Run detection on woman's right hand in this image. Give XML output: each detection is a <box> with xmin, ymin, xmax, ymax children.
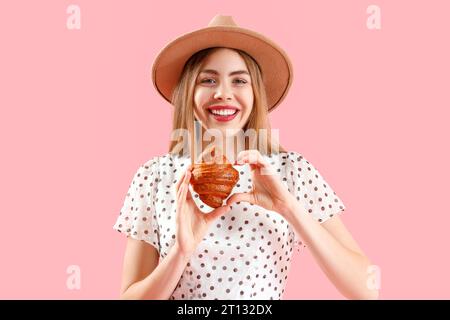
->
<box><xmin>174</xmin><ymin>165</ymin><xmax>231</xmax><ymax>256</ymax></box>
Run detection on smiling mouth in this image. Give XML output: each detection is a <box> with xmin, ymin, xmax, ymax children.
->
<box><xmin>207</xmin><ymin>108</ymin><xmax>240</xmax><ymax>122</ymax></box>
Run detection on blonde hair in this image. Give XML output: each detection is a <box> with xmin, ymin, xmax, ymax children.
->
<box><xmin>168</xmin><ymin>47</ymin><xmax>286</xmax><ymax>157</ymax></box>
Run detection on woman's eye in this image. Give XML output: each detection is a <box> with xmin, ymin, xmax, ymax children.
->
<box><xmin>199</xmin><ymin>78</ymin><xmax>248</xmax><ymax>85</ymax></box>
<box><xmin>201</xmin><ymin>78</ymin><xmax>215</xmax><ymax>84</ymax></box>
<box><xmin>234</xmin><ymin>79</ymin><xmax>247</xmax><ymax>84</ymax></box>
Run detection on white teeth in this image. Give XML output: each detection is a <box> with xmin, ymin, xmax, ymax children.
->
<box><xmin>210</xmin><ymin>109</ymin><xmax>237</xmax><ymax>116</ymax></box>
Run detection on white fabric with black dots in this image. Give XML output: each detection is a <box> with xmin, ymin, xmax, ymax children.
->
<box><xmin>113</xmin><ymin>151</ymin><xmax>346</xmax><ymax>300</ymax></box>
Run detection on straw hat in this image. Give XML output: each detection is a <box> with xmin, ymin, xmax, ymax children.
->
<box><xmin>151</xmin><ymin>14</ymin><xmax>293</xmax><ymax>112</ymax></box>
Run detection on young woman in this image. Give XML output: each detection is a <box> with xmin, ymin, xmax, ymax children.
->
<box><xmin>113</xmin><ymin>15</ymin><xmax>378</xmax><ymax>300</ymax></box>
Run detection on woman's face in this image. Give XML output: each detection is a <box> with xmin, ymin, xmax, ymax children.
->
<box><xmin>194</xmin><ymin>48</ymin><xmax>254</xmax><ymax>137</ymax></box>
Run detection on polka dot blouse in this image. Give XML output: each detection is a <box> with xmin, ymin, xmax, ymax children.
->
<box><xmin>113</xmin><ymin>151</ymin><xmax>346</xmax><ymax>300</ymax></box>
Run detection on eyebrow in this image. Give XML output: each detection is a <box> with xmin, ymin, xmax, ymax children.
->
<box><xmin>199</xmin><ymin>69</ymin><xmax>250</xmax><ymax>76</ymax></box>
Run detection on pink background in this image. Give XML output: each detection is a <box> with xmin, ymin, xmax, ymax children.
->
<box><xmin>1</xmin><ymin>0</ymin><xmax>449</xmax><ymax>299</ymax></box>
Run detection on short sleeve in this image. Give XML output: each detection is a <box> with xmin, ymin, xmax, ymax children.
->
<box><xmin>285</xmin><ymin>152</ymin><xmax>346</xmax><ymax>224</ymax></box>
<box><xmin>113</xmin><ymin>157</ymin><xmax>161</xmax><ymax>253</ymax></box>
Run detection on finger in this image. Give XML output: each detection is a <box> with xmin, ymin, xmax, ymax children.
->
<box><xmin>175</xmin><ymin>171</ymin><xmax>186</xmax><ymax>195</ymax></box>
<box><xmin>234</xmin><ymin>151</ymin><xmax>246</xmax><ymax>165</ymax></box>
<box><xmin>236</xmin><ymin>150</ymin><xmax>252</xmax><ymax>163</ymax></box>
<box><xmin>181</xmin><ymin>166</ymin><xmax>194</xmax><ymax>203</ymax></box>
<box><xmin>186</xmin><ymin>183</ymin><xmax>193</xmax><ymax>200</ymax></box>
<box><xmin>236</xmin><ymin>150</ymin><xmax>264</xmax><ymax>166</ymax></box>
<box><xmin>176</xmin><ymin>170</ymin><xmax>189</xmax><ymax>201</ymax></box>
<box><xmin>238</xmin><ymin>152</ymin><xmax>274</xmax><ymax>175</ymax></box>
<box><xmin>176</xmin><ymin>184</ymin><xmax>189</xmax><ymax>227</ymax></box>
<box><xmin>176</xmin><ymin>167</ymin><xmax>193</xmax><ymax>229</ymax></box>
<box><xmin>226</xmin><ymin>192</ymin><xmax>255</xmax><ymax>206</ymax></box>
<box><xmin>175</xmin><ymin>165</ymin><xmax>192</xmax><ymax>196</ymax></box>
<box><xmin>236</xmin><ymin>155</ymin><xmax>259</xmax><ymax>173</ymax></box>
<box><xmin>178</xmin><ymin>169</ymin><xmax>191</xmax><ymax>201</ymax></box>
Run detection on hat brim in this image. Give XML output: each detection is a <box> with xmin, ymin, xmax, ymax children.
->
<box><xmin>151</xmin><ymin>26</ymin><xmax>293</xmax><ymax>112</ymax></box>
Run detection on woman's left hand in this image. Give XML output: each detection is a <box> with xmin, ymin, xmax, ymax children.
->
<box><xmin>226</xmin><ymin>150</ymin><xmax>295</xmax><ymax>217</ymax></box>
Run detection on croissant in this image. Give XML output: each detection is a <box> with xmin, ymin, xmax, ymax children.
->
<box><xmin>190</xmin><ymin>153</ymin><xmax>239</xmax><ymax>208</ymax></box>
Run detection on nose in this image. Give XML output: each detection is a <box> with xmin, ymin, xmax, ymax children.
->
<box><xmin>213</xmin><ymin>82</ymin><xmax>233</xmax><ymax>101</ymax></box>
